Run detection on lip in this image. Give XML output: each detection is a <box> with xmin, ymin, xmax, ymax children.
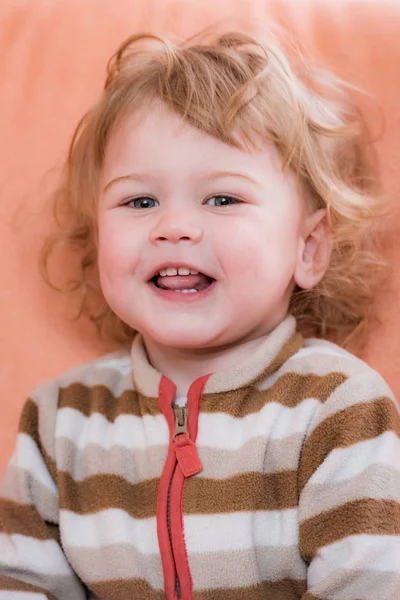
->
<box><xmin>148</xmin><ymin>278</ymin><xmax>216</xmax><ymax>303</ymax></box>
<box><xmin>148</xmin><ymin>261</ymin><xmax>214</xmax><ymax>280</ymax></box>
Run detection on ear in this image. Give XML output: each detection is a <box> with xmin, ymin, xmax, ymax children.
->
<box><xmin>294</xmin><ymin>209</ymin><xmax>332</xmax><ymax>290</ymax></box>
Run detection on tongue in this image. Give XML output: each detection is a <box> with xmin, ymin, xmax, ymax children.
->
<box><xmin>157</xmin><ymin>274</ymin><xmax>211</xmax><ymax>291</ymax></box>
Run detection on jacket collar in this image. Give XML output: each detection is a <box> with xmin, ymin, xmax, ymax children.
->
<box><xmin>130</xmin><ymin>315</ymin><xmax>303</xmax><ymax>399</ymax></box>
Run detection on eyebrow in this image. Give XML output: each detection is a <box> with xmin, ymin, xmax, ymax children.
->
<box><xmin>103</xmin><ymin>173</ymin><xmax>152</xmax><ymax>193</ymax></box>
<box><xmin>205</xmin><ymin>170</ymin><xmax>261</xmax><ymax>187</ymax></box>
<box><xmin>103</xmin><ymin>170</ymin><xmax>261</xmax><ymax>193</ymax></box>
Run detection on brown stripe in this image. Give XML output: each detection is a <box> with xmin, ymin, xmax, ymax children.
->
<box><xmin>19</xmin><ymin>399</ymin><xmax>41</xmax><ymax>444</ymax></box>
<box><xmin>0</xmin><ymin>499</ymin><xmax>59</xmax><ymax>542</ymax></box>
<box><xmin>58</xmin><ymin>472</ymin><xmax>159</xmax><ymax>519</ymax></box>
<box><xmin>19</xmin><ymin>399</ymin><xmax>57</xmax><ymax>482</ymax></box>
<box><xmin>0</xmin><ymin>574</ymin><xmax>57</xmax><ymax>599</ymax></box>
<box><xmin>58</xmin><ymin>383</ymin><xmax>161</xmax><ymax>420</ymax></box>
<box><xmin>260</xmin><ymin>331</ymin><xmax>304</xmax><ymax>379</ymax></box>
<box><xmin>89</xmin><ymin>578</ymin><xmax>165</xmax><ymax>600</ymax></box>
<box><xmin>47</xmin><ymin>521</ymin><xmax>62</xmax><ymax>546</ymax></box>
<box><xmin>57</xmin><ymin>470</ymin><xmax>298</xmax><ymax>517</ymax></box>
<box><xmin>299</xmin><ymin>397</ymin><xmax>400</xmax><ymax>491</ymax></box>
<box><xmin>193</xmin><ymin>579</ymin><xmax>307</xmax><ymax>600</ymax></box>
<box><xmin>184</xmin><ymin>471</ymin><xmax>298</xmax><ymax>514</ymax></box>
<box><xmin>201</xmin><ymin>372</ymin><xmax>346</xmax><ymax>417</ymax></box>
<box><xmin>300</xmin><ymin>498</ymin><xmax>400</xmax><ymax>561</ymax></box>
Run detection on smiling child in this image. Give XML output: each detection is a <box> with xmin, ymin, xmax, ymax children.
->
<box><xmin>1</xmin><ymin>29</ymin><xmax>399</xmax><ymax>600</ymax></box>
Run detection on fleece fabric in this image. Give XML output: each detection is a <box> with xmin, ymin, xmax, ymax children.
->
<box><xmin>0</xmin><ymin>315</ymin><xmax>400</xmax><ymax>599</ymax></box>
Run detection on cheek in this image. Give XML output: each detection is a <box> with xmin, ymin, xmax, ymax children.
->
<box><xmin>97</xmin><ymin>220</ymin><xmax>138</xmax><ymax>289</ymax></box>
<box><xmin>216</xmin><ymin>217</ymin><xmax>300</xmax><ymax>289</ymax></box>
<box><xmin>96</xmin><ymin>229</ymin><xmax>142</xmax><ymax>322</ymax></box>
<box><xmin>97</xmin><ymin>235</ymin><xmax>121</xmax><ymax>278</ymax></box>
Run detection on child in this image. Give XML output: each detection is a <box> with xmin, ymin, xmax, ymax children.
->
<box><xmin>1</xmin><ymin>27</ymin><xmax>399</xmax><ymax>600</ymax></box>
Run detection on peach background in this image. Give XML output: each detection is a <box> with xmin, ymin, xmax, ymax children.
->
<box><xmin>1</xmin><ymin>0</ymin><xmax>400</xmax><ymax>478</ymax></box>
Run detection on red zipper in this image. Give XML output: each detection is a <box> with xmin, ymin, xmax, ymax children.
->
<box><xmin>157</xmin><ymin>375</ymin><xmax>210</xmax><ymax>600</ymax></box>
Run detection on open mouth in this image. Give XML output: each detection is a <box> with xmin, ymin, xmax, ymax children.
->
<box><xmin>150</xmin><ymin>267</ymin><xmax>215</xmax><ymax>294</ymax></box>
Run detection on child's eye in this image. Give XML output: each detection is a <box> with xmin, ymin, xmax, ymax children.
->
<box><xmin>205</xmin><ymin>195</ymin><xmax>241</xmax><ymax>207</ymax></box>
<box><xmin>126</xmin><ymin>197</ymin><xmax>159</xmax><ymax>209</ymax></box>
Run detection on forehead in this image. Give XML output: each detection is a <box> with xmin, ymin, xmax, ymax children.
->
<box><xmin>103</xmin><ymin>102</ymin><xmax>286</xmax><ymax>181</ymax></box>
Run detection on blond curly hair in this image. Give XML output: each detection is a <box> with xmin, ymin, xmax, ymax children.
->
<box><xmin>41</xmin><ymin>27</ymin><xmax>389</xmax><ymax>350</ymax></box>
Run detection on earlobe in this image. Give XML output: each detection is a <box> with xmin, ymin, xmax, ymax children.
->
<box><xmin>294</xmin><ymin>209</ymin><xmax>332</xmax><ymax>290</ymax></box>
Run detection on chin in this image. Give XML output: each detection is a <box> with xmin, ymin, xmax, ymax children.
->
<box><xmin>144</xmin><ymin>325</ymin><xmax>220</xmax><ymax>350</ymax></box>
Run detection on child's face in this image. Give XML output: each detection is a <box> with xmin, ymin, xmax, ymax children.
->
<box><xmin>98</xmin><ymin>103</ymin><xmax>315</xmax><ymax>351</ymax></box>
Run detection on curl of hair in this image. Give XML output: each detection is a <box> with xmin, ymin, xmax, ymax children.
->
<box><xmin>41</xmin><ymin>27</ymin><xmax>390</xmax><ymax>351</ymax></box>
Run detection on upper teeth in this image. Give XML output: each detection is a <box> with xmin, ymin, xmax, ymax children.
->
<box><xmin>158</xmin><ymin>267</ymin><xmax>199</xmax><ymax>277</ymax></box>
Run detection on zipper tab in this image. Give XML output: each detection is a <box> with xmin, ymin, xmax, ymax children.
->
<box><xmin>173</xmin><ymin>406</ymin><xmax>189</xmax><ymax>440</ymax></box>
<box><xmin>174</xmin><ymin>434</ymin><xmax>203</xmax><ymax>477</ymax></box>
<box><xmin>173</xmin><ymin>406</ymin><xmax>203</xmax><ymax>478</ymax></box>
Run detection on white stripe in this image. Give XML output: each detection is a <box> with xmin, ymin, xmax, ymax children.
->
<box><xmin>56</xmin><ymin>399</ymin><xmax>321</xmax><ymax>454</ymax></box>
<box><xmin>184</xmin><ymin>509</ymin><xmax>299</xmax><ymax>553</ymax></box>
<box><xmin>56</xmin><ymin>408</ymin><xmax>169</xmax><ymax>451</ymax></box>
<box><xmin>67</xmin><ymin>351</ymin><xmax>132</xmax><ymax>375</ymax></box>
<box><xmin>90</xmin><ymin>355</ymin><xmax>132</xmax><ymax>375</ymax></box>
<box><xmin>309</xmin><ymin>431</ymin><xmax>400</xmax><ymax>485</ymax></box>
<box><xmin>10</xmin><ymin>434</ymin><xmax>57</xmax><ymax>495</ymax></box>
<box><xmin>60</xmin><ymin>508</ymin><xmax>299</xmax><ymax>555</ymax></box>
<box><xmin>295</xmin><ymin>345</ymin><xmax>350</xmax><ymax>359</ymax></box>
<box><xmin>308</xmin><ymin>534</ymin><xmax>400</xmax><ymax>587</ymax></box>
<box><xmin>40</xmin><ymin>352</ymin><xmax>134</xmax><ymax>393</ymax></box>
<box><xmin>256</xmin><ymin>343</ymin><xmax>359</xmax><ymax>392</ymax></box>
<box><xmin>0</xmin><ymin>594</ymin><xmax>47</xmax><ymax>600</ymax></box>
<box><xmin>0</xmin><ymin>534</ymin><xmax>75</xmax><ymax>577</ymax></box>
<box><xmin>60</xmin><ymin>509</ymin><xmax>159</xmax><ymax>555</ymax></box>
<box><xmin>313</xmin><ymin>370</ymin><xmax>396</xmax><ymax>426</ymax></box>
<box><xmin>197</xmin><ymin>398</ymin><xmax>320</xmax><ymax>449</ymax></box>
<box><xmin>57</xmin><ymin>394</ymin><xmax>396</xmax><ymax>467</ymax></box>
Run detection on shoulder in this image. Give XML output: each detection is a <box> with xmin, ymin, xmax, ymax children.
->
<box><xmin>21</xmin><ymin>350</ymin><xmax>133</xmax><ymax>461</ymax></box>
<box><xmin>294</xmin><ymin>341</ymin><xmax>400</xmax><ymax>495</ymax></box>
<box><xmin>288</xmin><ymin>338</ymin><xmax>399</xmax><ymax>437</ymax></box>
<box><xmin>28</xmin><ymin>348</ymin><xmax>133</xmax><ymax>419</ymax></box>
<box><xmin>291</xmin><ymin>336</ymin><xmax>387</xmax><ymax>378</ymax></box>
<box><xmin>273</xmin><ymin>336</ymin><xmax>398</xmax><ymax>429</ymax></box>
<box><xmin>32</xmin><ymin>349</ymin><xmax>132</xmax><ymax>398</ymax></box>
<box><xmin>288</xmin><ymin>336</ymin><xmax>395</xmax><ymax>399</ymax></box>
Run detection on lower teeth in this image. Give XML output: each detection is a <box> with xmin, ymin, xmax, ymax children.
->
<box><xmin>175</xmin><ymin>288</ymin><xmax>198</xmax><ymax>294</ymax></box>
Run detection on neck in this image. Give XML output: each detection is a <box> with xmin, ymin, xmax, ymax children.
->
<box><xmin>142</xmin><ymin>331</ymin><xmax>274</xmax><ymax>398</ymax></box>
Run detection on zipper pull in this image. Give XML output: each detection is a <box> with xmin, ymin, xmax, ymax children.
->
<box><xmin>173</xmin><ymin>406</ymin><xmax>189</xmax><ymax>439</ymax></box>
<box><xmin>173</xmin><ymin>406</ymin><xmax>203</xmax><ymax>477</ymax></box>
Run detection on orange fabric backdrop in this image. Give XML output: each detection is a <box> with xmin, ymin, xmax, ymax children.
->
<box><xmin>1</xmin><ymin>0</ymin><xmax>400</xmax><ymax>478</ymax></box>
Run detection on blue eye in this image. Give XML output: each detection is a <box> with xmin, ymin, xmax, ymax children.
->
<box><xmin>127</xmin><ymin>197</ymin><xmax>159</xmax><ymax>209</ymax></box>
<box><xmin>205</xmin><ymin>195</ymin><xmax>240</xmax><ymax>207</ymax></box>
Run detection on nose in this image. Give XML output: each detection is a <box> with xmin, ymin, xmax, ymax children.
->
<box><xmin>149</xmin><ymin>213</ymin><xmax>203</xmax><ymax>245</ymax></box>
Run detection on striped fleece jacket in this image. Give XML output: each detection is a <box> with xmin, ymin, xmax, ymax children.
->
<box><xmin>1</xmin><ymin>315</ymin><xmax>400</xmax><ymax>600</ymax></box>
